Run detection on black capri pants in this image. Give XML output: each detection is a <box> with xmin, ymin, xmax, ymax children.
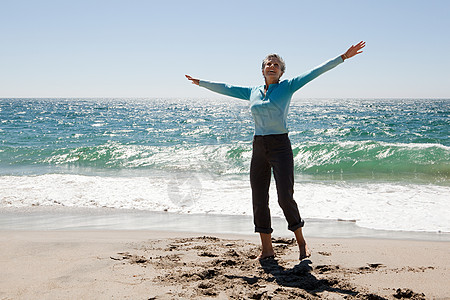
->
<box><xmin>250</xmin><ymin>133</ymin><xmax>304</xmax><ymax>234</ymax></box>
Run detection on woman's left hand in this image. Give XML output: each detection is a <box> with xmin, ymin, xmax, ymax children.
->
<box><xmin>343</xmin><ymin>41</ymin><xmax>366</xmax><ymax>60</ymax></box>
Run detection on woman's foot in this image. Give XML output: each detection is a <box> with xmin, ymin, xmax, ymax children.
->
<box><xmin>294</xmin><ymin>227</ymin><xmax>311</xmax><ymax>260</ymax></box>
<box><xmin>255</xmin><ymin>251</ymin><xmax>275</xmax><ymax>260</ymax></box>
<box><xmin>256</xmin><ymin>232</ymin><xmax>275</xmax><ymax>260</ymax></box>
<box><xmin>299</xmin><ymin>243</ymin><xmax>311</xmax><ymax>260</ymax></box>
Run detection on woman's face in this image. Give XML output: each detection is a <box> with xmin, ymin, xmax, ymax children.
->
<box><xmin>262</xmin><ymin>57</ymin><xmax>284</xmax><ymax>83</ymax></box>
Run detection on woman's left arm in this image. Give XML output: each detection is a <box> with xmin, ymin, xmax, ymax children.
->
<box><xmin>289</xmin><ymin>41</ymin><xmax>366</xmax><ymax>92</ymax></box>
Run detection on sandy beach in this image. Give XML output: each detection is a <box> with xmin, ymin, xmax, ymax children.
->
<box><xmin>1</xmin><ymin>230</ymin><xmax>449</xmax><ymax>299</ymax></box>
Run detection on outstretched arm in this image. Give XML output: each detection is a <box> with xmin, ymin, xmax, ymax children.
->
<box><xmin>341</xmin><ymin>41</ymin><xmax>365</xmax><ymax>61</ymax></box>
<box><xmin>289</xmin><ymin>41</ymin><xmax>366</xmax><ymax>92</ymax></box>
<box><xmin>185</xmin><ymin>74</ymin><xmax>251</xmax><ymax>100</ymax></box>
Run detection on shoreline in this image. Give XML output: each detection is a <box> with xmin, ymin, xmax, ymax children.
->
<box><xmin>1</xmin><ymin>206</ymin><xmax>449</xmax><ymax>242</ymax></box>
<box><xmin>1</xmin><ymin>229</ymin><xmax>449</xmax><ymax>299</ymax></box>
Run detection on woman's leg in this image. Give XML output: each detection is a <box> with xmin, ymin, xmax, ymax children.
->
<box><xmin>250</xmin><ymin>136</ymin><xmax>274</xmax><ymax>259</ymax></box>
<box><xmin>270</xmin><ymin>135</ymin><xmax>304</xmax><ymax>232</ymax></box>
<box><xmin>250</xmin><ymin>137</ymin><xmax>273</xmax><ymax>234</ymax></box>
<box><xmin>270</xmin><ymin>134</ymin><xmax>308</xmax><ymax>260</ymax></box>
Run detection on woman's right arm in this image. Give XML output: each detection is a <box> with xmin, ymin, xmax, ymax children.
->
<box><xmin>185</xmin><ymin>75</ymin><xmax>251</xmax><ymax>101</ymax></box>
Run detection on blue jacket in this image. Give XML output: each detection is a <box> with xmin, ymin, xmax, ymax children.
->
<box><xmin>199</xmin><ymin>56</ymin><xmax>344</xmax><ymax>135</ymax></box>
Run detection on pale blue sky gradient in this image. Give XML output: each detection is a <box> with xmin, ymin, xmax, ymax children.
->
<box><xmin>1</xmin><ymin>0</ymin><xmax>449</xmax><ymax>98</ymax></box>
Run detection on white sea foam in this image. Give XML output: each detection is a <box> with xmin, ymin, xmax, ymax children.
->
<box><xmin>1</xmin><ymin>173</ymin><xmax>449</xmax><ymax>233</ymax></box>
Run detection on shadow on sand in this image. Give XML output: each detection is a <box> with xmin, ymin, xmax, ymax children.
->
<box><xmin>258</xmin><ymin>258</ymin><xmax>357</xmax><ymax>297</ymax></box>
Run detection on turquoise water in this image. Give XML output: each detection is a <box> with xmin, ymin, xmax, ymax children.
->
<box><xmin>1</xmin><ymin>98</ymin><xmax>448</xmax><ymax>182</ymax></box>
<box><xmin>1</xmin><ymin>98</ymin><xmax>449</xmax><ymax>233</ymax></box>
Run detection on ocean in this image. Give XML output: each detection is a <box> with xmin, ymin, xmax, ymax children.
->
<box><xmin>1</xmin><ymin>98</ymin><xmax>449</xmax><ymax>234</ymax></box>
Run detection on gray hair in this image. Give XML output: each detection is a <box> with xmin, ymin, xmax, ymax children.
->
<box><xmin>262</xmin><ymin>53</ymin><xmax>286</xmax><ymax>73</ymax></box>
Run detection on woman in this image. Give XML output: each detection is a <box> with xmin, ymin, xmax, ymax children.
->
<box><xmin>186</xmin><ymin>41</ymin><xmax>365</xmax><ymax>260</ymax></box>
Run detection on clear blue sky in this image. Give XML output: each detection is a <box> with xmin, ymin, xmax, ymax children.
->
<box><xmin>1</xmin><ymin>0</ymin><xmax>449</xmax><ymax>98</ymax></box>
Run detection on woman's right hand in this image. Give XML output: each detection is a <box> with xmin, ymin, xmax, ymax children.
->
<box><xmin>185</xmin><ymin>75</ymin><xmax>200</xmax><ymax>85</ymax></box>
